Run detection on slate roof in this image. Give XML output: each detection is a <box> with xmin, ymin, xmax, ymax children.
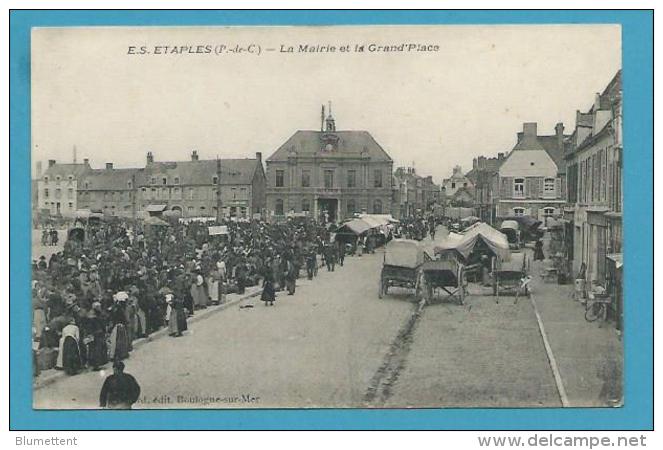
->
<box><xmin>42</xmin><ymin>163</ymin><xmax>92</xmax><ymax>179</ymax></box>
<box><xmin>79</xmin><ymin>168</ymin><xmax>145</xmax><ymax>191</ymax></box>
<box><xmin>267</xmin><ymin>130</ymin><xmax>392</xmax><ymax>162</ymax></box>
<box><xmin>144</xmin><ymin>159</ymin><xmax>262</xmax><ymax>186</ymax></box>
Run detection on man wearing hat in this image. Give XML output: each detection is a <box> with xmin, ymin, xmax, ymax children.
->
<box><xmin>99</xmin><ymin>361</ymin><xmax>141</xmax><ymax>409</ymax></box>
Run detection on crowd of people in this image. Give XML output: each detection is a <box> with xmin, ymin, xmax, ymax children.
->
<box><xmin>32</xmin><ymin>216</ymin><xmax>357</xmax><ymax>377</ymax></box>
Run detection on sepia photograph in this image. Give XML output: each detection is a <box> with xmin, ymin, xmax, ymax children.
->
<box><xmin>29</xmin><ymin>24</ymin><xmax>623</xmax><ymax>410</ymax></box>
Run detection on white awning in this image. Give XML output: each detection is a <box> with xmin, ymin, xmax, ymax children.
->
<box><xmin>146</xmin><ymin>204</ymin><xmax>168</xmax><ymax>212</ymax></box>
<box><xmin>607</xmin><ymin>253</ymin><xmax>623</xmax><ymax>269</ymax></box>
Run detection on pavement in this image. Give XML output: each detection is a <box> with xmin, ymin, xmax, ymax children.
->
<box><xmin>33</xmin><ymin>251</ymin><xmax>414</xmax><ymax>409</ymax></box>
<box><xmin>528</xmin><ymin>256</ymin><xmax>623</xmax><ymax>407</ymax></box>
<box><xmin>32</xmin><ymin>228</ymin><xmax>623</xmax><ymax>409</ymax></box>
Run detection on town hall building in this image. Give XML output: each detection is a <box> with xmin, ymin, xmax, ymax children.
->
<box><xmin>265</xmin><ymin>105</ymin><xmax>394</xmax><ymax>222</ymax></box>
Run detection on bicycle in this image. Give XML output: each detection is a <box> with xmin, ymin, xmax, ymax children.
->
<box><xmin>584</xmin><ymin>292</ymin><xmax>611</xmax><ymax>322</ymax></box>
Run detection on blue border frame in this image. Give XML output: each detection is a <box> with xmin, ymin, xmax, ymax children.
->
<box><xmin>9</xmin><ymin>10</ymin><xmax>653</xmax><ymax>430</ymax></box>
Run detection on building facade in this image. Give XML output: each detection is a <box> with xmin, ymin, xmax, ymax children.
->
<box><xmin>36</xmin><ymin>159</ymin><xmax>92</xmax><ymax>217</ymax></box>
<box><xmin>441</xmin><ymin>165</ymin><xmax>474</xmax><ymax>198</ymax></box>
<box><xmin>565</xmin><ymin>71</ymin><xmax>622</xmax><ymax>285</ymax></box>
<box><xmin>465</xmin><ymin>154</ymin><xmax>505</xmax><ymax>223</ymax></box>
<box><xmin>77</xmin><ymin>164</ymin><xmax>144</xmax><ymax>217</ymax></box>
<box><xmin>137</xmin><ymin>151</ymin><xmax>266</xmax><ymax>219</ymax></box>
<box><xmin>493</xmin><ymin>122</ymin><xmax>569</xmax><ymax>221</ymax></box>
<box><xmin>265</xmin><ymin>107</ymin><xmax>393</xmax><ymax>222</ymax></box>
<box><xmin>393</xmin><ymin>166</ymin><xmax>424</xmax><ymax>218</ymax></box>
<box><xmin>76</xmin><ymin>151</ymin><xmax>266</xmax><ymax>219</ymax></box>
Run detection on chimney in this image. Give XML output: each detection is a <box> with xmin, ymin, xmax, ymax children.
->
<box><xmin>146</xmin><ymin>151</ymin><xmax>154</xmax><ymax>164</ymax></box>
<box><xmin>523</xmin><ymin>122</ymin><xmax>538</xmax><ymax>138</ymax></box>
<box><xmin>594</xmin><ymin>93</ymin><xmax>602</xmax><ymax>111</ymax></box>
<box><xmin>473</xmin><ymin>158</ymin><xmax>478</xmax><ymax>169</ymax></box>
<box><xmin>191</xmin><ymin>150</ymin><xmax>199</xmax><ymax>161</ymax></box>
<box><xmin>83</xmin><ymin>158</ymin><xmax>89</xmax><ymax>166</ymax></box>
<box><xmin>48</xmin><ymin>159</ymin><xmax>56</xmax><ymax>168</ymax></box>
<box><xmin>498</xmin><ymin>152</ymin><xmax>505</xmax><ymax>161</ymax></box>
<box><xmin>105</xmin><ymin>163</ymin><xmax>114</xmax><ymax>170</ymax></box>
<box><xmin>555</xmin><ymin>122</ymin><xmax>565</xmax><ymax>149</ymax></box>
<box><xmin>255</xmin><ymin>152</ymin><xmax>262</xmax><ymax>164</ymax></box>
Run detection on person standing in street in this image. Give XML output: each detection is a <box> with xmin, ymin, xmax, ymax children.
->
<box><xmin>534</xmin><ymin>239</ymin><xmax>545</xmax><ymax>261</ymax></box>
<box><xmin>285</xmin><ymin>257</ymin><xmax>298</xmax><ymax>295</ymax></box>
<box><xmin>99</xmin><ymin>361</ymin><xmax>141</xmax><ymax>409</ymax></box>
<box><xmin>336</xmin><ymin>241</ymin><xmax>345</xmax><ymax>267</ymax></box>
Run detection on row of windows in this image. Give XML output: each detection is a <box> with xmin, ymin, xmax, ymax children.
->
<box><xmin>42</xmin><ymin>188</ymin><xmax>74</xmax><ymax>199</ymax></box>
<box><xmin>43</xmin><ymin>175</ymin><xmax>74</xmax><ymax>183</ymax></box>
<box><xmin>577</xmin><ymin>148</ymin><xmax>616</xmax><ymax>207</ymax></box>
<box><xmin>512</xmin><ymin>207</ymin><xmax>556</xmax><ymax>217</ymax></box>
<box><xmin>139</xmin><ymin>186</ymin><xmax>247</xmax><ymax>201</ymax></box>
<box><xmin>272</xmin><ymin>198</ymin><xmax>383</xmax><ymax>216</ymax></box>
<box><xmin>43</xmin><ymin>201</ymin><xmax>74</xmax><ymax>210</ymax></box>
<box><xmin>275</xmin><ymin>169</ymin><xmax>384</xmax><ymax>188</ymax></box>
<box><xmin>512</xmin><ymin>177</ymin><xmax>556</xmax><ymax>199</ymax></box>
<box><xmin>147</xmin><ymin>176</ymin><xmax>219</xmax><ymax>186</ymax></box>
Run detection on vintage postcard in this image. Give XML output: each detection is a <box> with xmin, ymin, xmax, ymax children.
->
<box><xmin>30</xmin><ymin>24</ymin><xmax>623</xmax><ymax>410</ymax></box>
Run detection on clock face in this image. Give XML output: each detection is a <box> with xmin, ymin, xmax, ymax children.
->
<box><xmin>324</xmin><ymin>143</ymin><xmax>334</xmax><ymax>152</ymax></box>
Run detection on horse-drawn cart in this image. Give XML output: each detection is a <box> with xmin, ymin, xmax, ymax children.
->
<box><xmin>419</xmin><ymin>250</ymin><xmax>466</xmax><ymax>304</ymax></box>
<box><xmin>492</xmin><ymin>251</ymin><xmax>530</xmax><ymax>303</ymax></box>
<box><xmin>378</xmin><ymin>239</ymin><xmax>424</xmax><ymax>299</ymax></box>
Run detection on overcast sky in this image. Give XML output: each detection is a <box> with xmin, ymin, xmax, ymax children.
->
<box><xmin>32</xmin><ymin>25</ymin><xmax>620</xmax><ymax>182</ymax></box>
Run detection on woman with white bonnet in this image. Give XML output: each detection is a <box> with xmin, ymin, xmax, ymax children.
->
<box><xmin>108</xmin><ymin>291</ymin><xmax>130</xmax><ymax>361</ymax></box>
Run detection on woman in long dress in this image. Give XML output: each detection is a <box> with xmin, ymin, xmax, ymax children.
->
<box><xmin>207</xmin><ymin>270</ymin><xmax>220</xmax><ymax>305</ymax></box>
<box><xmin>190</xmin><ymin>273</ymin><xmax>208</xmax><ymax>309</ymax></box>
<box><xmin>108</xmin><ymin>293</ymin><xmax>130</xmax><ymax>361</ymax></box>
<box><xmin>167</xmin><ymin>294</ymin><xmax>187</xmax><ymax>337</ymax></box>
<box><xmin>261</xmin><ymin>268</ymin><xmax>276</xmax><ymax>306</ymax></box>
<box><xmin>534</xmin><ymin>239</ymin><xmax>546</xmax><ymax>261</ymax></box>
<box><xmin>85</xmin><ymin>304</ymin><xmax>108</xmax><ymax>371</ymax></box>
<box><xmin>56</xmin><ymin>319</ymin><xmax>82</xmax><ymax>375</ymax></box>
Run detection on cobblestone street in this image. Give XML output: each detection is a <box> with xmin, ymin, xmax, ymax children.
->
<box><xmin>33</xmin><ymin>233</ymin><xmax>622</xmax><ymax>409</ymax></box>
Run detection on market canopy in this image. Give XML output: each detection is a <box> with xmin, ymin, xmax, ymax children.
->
<box><xmin>435</xmin><ymin>222</ymin><xmax>510</xmax><ymax>262</ymax></box>
<box><xmin>359</xmin><ymin>214</ymin><xmax>399</xmax><ymax>224</ymax></box>
<box><xmin>146</xmin><ymin>204</ymin><xmax>168</xmax><ymax>213</ymax></box>
<box><xmin>384</xmin><ymin>239</ymin><xmax>424</xmax><ymax>269</ymax></box>
<box><xmin>143</xmin><ymin>216</ymin><xmax>170</xmax><ymax>226</ymax></box>
<box><xmin>500</xmin><ymin>220</ymin><xmax>520</xmax><ymax>231</ymax></box>
<box><xmin>337</xmin><ymin>218</ymin><xmax>372</xmax><ymax>235</ymax></box>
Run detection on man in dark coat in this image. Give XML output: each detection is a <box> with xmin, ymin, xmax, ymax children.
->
<box><xmin>99</xmin><ymin>361</ymin><xmax>141</xmax><ymax>409</ymax></box>
<box><xmin>305</xmin><ymin>248</ymin><xmax>316</xmax><ymax>280</ymax></box>
<box><xmin>534</xmin><ymin>239</ymin><xmax>545</xmax><ymax>261</ymax></box>
<box><xmin>336</xmin><ymin>241</ymin><xmax>345</xmax><ymax>267</ymax></box>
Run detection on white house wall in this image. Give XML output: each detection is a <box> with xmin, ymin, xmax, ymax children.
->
<box><xmin>499</xmin><ymin>150</ymin><xmax>558</xmax><ymax>178</ymax></box>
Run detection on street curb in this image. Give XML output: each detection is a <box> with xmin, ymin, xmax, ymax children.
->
<box><xmin>33</xmin><ymin>286</ymin><xmax>262</xmax><ymax>391</ymax></box>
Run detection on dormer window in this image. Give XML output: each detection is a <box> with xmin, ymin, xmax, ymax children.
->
<box><xmin>173</xmin><ymin>176</ymin><xmax>180</xmax><ymax>184</ymax></box>
<box><xmin>151</xmin><ymin>177</ymin><xmax>156</xmax><ymax>185</ymax></box>
<box><xmin>212</xmin><ymin>176</ymin><xmax>218</xmax><ymax>185</ymax></box>
<box><xmin>162</xmin><ymin>177</ymin><xmax>167</xmax><ymax>185</ymax></box>
<box><xmin>44</xmin><ymin>176</ymin><xmax>49</xmax><ymax>183</ymax></box>
<box><xmin>127</xmin><ymin>180</ymin><xmax>133</xmax><ymax>189</ymax></box>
